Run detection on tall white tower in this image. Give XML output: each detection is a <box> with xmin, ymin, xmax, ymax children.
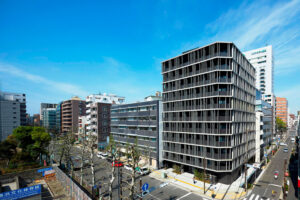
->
<box><xmin>244</xmin><ymin>45</ymin><xmax>273</xmax><ymax>95</ymax></box>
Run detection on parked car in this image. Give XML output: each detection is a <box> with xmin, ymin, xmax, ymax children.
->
<box><xmin>97</xmin><ymin>152</ymin><xmax>102</xmax><ymax>158</ymax></box>
<box><xmin>283</xmin><ymin>147</ymin><xmax>289</xmax><ymax>153</ymax></box>
<box><xmin>124</xmin><ymin>164</ymin><xmax>133</xmax><ymax>171</ymax></box>
<box><xmin>112</xmin><ymin>161</ymin><xmax>123</xmax><ymax>167</ymax></box>
<box><xmin>100</xmin><ymin>153</ymin><xmax>108</xmax><ymax>159</ymax></box>
<box><xmin>137</xmin><ymin>167</ymin><xmax>150</xmax><ymax>175</ymax></box>
<box><xmin>274</xmin><ymin>171</ymin><xmax>279</xmax><ymax>179</ymax></box>
<box><xmin>291</xmin><ymin>137</ymin><xmax>295</xmax><ymax>142</ymax></box>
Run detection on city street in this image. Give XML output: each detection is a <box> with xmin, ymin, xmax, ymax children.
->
<box><xmin>249</xmin><ymin>130</ymin><xmax>294</xmax><ymax>199</ymax></box>
<box><xmin>50</xmin><ymin>143</ymin><xmax>205</xmax><ymax>200</ymax></box>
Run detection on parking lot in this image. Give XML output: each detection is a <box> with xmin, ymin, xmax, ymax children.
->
<box><xmin>52</xmin><ymin>144</ymin><xmax>205</xmax><ymax>199</ymax></box>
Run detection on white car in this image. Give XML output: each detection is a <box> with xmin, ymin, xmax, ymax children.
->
<box><xmin>124</xmin><ymin>164</ymin><xmax>133</xmax><ymax>171</ymax></box>
<box><xmin>291</xmin><ymin>137</ymin><xmax>295</xmax><ymax>142</ymax></box>
<box><xmin>137</xmin><ymin>167</ymin><xmax>150</xmax><ymax>175</ymax></box>
<box><xmin>280</xmin><ymin>142</ymin><xmax>287</xmax><ymax>146</ymax></box>
<box><xmin>97</xmin><ymin>152</ymin><xmax>102</xmax><ymax>158</ymax></box>
<box><xmin>100</xmin><ymin>153</ymin><xmax>108</xmax><ymax>159</ymax></box>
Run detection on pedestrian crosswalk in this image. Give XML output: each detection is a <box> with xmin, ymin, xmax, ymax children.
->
<box><xmin>244</xmin><ymin>193</ymin><xmax>270</xmax><ymax>200</ymax></box>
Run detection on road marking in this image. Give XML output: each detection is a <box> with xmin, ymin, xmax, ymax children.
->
<box><xmin>176</xmin><ymin>192</ymin><xmax>191</xmax><ymax>200</ymax></box>
<box><xmin>268</xmin><ymin>183</ymin><xmax>281</xmax><ymax>188</ymax></box>
<box><xmin>248</xmin><ymin>194</ymin><xmax>255</xmax><ymax>200</ymax></box>
<box><xmin>254</xmin><ymin>195</ymin><xmax>260</xmax><ymax>200</ymax></box>
<box><xmin>148</xmin><ymin>193</ymin><xmax>161</xmax><ymax>200</ymax></box>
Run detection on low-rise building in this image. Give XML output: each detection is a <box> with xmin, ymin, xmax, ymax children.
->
<box><xmin>110</xmin><ymin>96</ymin><xmax>162</xmax><ymax>169</ymax></box>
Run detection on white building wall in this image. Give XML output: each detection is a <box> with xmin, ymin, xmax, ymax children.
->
<box><xmin>255</xmin><ymin>112</ymin><xmax>263</xmax><ymax>163</ymax></box>
<box><xmin>244</xmin><ymin>45</ymin><xmax>273</xmax><ymax>95</ymax></box>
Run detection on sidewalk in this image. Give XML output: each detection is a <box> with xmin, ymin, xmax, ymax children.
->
<box><xmin>149</xmin><ymin>168</ymin><xmax>250</xmax><ymax>200</ymax></box>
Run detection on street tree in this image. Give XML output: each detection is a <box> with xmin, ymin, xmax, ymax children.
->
<box><xmin>59</xmin><ymin>133</ymin><xmax>75</xmax><ymax>175</ymax></box>
<box><xmin>86</xmin><ymin>132</ymin><xmax>98</xmax><ymax>195</ymax></box>
<box><xmin>80</xmin><ymin>129</ymin><xmax>87</xmax><ymax>185</ymax></box>
<box><xmin>105</xmin><ymin>135</ymin><xmax>121</xmax><ymax>200</ymax></box>
<box><xmin>276</xmin><ymin>117</ymin><xmax>287</xmax><ymax>134</ymax></box>
<box><xmin>123</xmin><ymin>138</ymin><xmax>141</xmax><ymax>199</ymax></box>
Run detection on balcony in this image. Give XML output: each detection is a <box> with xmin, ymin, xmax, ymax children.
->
<box><xmin>111</xmin><ymin>110</ymin><xmax>157</xmax><ymax>117</ymax></box>
<box><xmin>111</xmin><ymin>120</ymin><xmax>157</xmax><ymax>126</ymax></box>
<box><xmin>111</xmin><ymin>128</ymin><xmax>156</xmax><ymax>137</ymax></box>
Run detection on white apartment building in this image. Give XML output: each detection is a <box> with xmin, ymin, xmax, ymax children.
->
<box><xmin>244</xmin><ymin>45</ymin><xmax>274</xmax><ymax>95</ymax></box>
<box><xmin>85</xmin><ymin>93</ymin><xmax>125</xmax><ymax>149</ymax></box>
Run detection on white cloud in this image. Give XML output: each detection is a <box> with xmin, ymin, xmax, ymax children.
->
<box><xmin>0</xmin><ymin>63</ymin><xmax>88</xmax><ymax>97</ymax></box>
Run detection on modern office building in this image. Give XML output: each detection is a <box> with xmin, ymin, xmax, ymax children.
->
<box><xmin>56</xmin><ymin>102</ymin><xmax>62</xmax><ymax>133</ymax></box>
<box><xmin>276</xmin><ymin>97</ymin><xmax>288</xmax><ymax>124</ymax></box>
<box><xmin>61</xmin><ymin>97</ymin><xmax>86</xmax><ymax>133</ymax></box>
<box><xmin>0</xmin><ymin>92</ymin><xmax>26</xmax><ymax>126</ymax></box>
<box><xmin>42</xmin><ymin>108</ymin><xmax>57</xmax><ymax>131</ymax></box>
<box><xmin>243</xmin><ymin>45</ymin><xmax>273</xmax><ymax>95</ymax></box>
<box><xmin>85</xmin><ymin>93</ymin><xmax>125</xmax><ymax>149</ymax></box>
<box><xmin>0</xmin><ymin>100</ymin><xmax>20</xmax><ymax>141</ymax></box>
<box><xmin>255</xmin><ymin>90</ymin><xmax>272</xmax><ymax>163</ymax></box>
<box><xmin>161</xmin><ymin>42</ymin><xmax>256</xmax><ymax>183</ymax></box>
<box><xmin>40</xmin><ymin>103</ymin><xmax>57</xmax><ymax>121</ymax></box>
<box><xmin>111</xmin><ymin>96</ymin><xmax>163</xmax><ymax>168</ymax></box>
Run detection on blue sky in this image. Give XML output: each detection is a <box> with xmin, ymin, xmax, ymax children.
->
<box><xmin>0</xmin><ymin>0</ymin><xmax>300</xmax><ymax>114</ymax></box>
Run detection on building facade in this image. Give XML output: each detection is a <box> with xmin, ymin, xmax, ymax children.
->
<box><xmin>42</xmin><ymin>108</ymin><xmax>57</xmax><ymax>131</ymax></box>
<box><xmin>161</xmin><ymin>42</ymin><xmax>256</xmax><ymax>183</ymax></box>
<box><xmin>111</xmin><ymin>99</ymin><xmax>163</xmax><ymax>168</ymax></box>
<box><xmin>61</xmin><ymin>97</ymin><xmax>86</xmax><ymax>133</ymax></box>
<box><xmin>0</xmin><ymin>100</ymin><xmax>20</xmax><ymax>141</ymax></box>
<box><xmin>56</xmin><ymin>102</ymin><xmax>62</xmax><ymax>133</ymax></box>
<box><xmin>85</xmin><ymin>94</ymin><xmax>125</xmax><ymax>148</ymax></box>
<box><xmin>255</xmin><ymin>90</ymin><xmax>272</xmax><ymax>163</ymax></box>
<box><xmin>0</xmin><ymin>92</ymin><xmax>26</xmax><ymax>126</ymax></box>
<box><xmin>40</xmin><ymin>103</ymin><xmax>57</xmax><ymax>122</ymax></box>
<box><xmin>276</xmin><ymin>97</ymin><xmax>288</xmax><ymax>124</ymax></box>
<box><xmin>243</xmin><ymin>45</ymin><xmax>273</xmax><ymax>95</ymax></box>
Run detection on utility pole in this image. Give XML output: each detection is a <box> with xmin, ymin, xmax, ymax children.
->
<box><xmin>244</xmin><ymin>129</ymin><xmax>249</xmax><ymax>193</ymax></box>
<box><xmin>120</xmin><ymin>167</ymin><xmax>122</xmax><ymax>200</ymax></box>
<box><xmin>204</xmin><ymin>156</ymin><xmax>206</xmax><ymax>194</ymax></box>
<box><xmin>139</xmin><ymin>177</ymin><xmax>142</xmax><ymax>200</ymax></box>
<box><xmin>283</xmin><ymin>159</ymin><xmax>287</xmax><ymax>200</ymax></box>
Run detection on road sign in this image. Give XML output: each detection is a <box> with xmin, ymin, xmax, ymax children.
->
<box><xmin>0</xmin><ymin>184</ymin><xmax>41</xmax><ymax>200</ymax></box>
<box><xmin>142</xmin><ymin>183</ymin><xmax>149</xmax><ymax>191</ymax></box>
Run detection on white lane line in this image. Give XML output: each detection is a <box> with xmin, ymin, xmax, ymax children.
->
<box><xmin>268</xmin><ymin>183</ymin><xmax>281</xmax><ymax>187</ymax></box>
<box><xmin>148</xmin><ymin>193</ymin><xmax>161</xmax><ymax>200</ymax></box>
<box><xmin>176</xmin><ymin>192</ymin><xmax>192</xmax><ymax>200</ymax></box>
<box><xmin>248</xmin><ymin>194</ymin><xmax>255</xmax><ymax>200</ymax></box>
<box><xmin>254</xmin><ymin>195</ymin><xmax>260</xmax><ymax>200</ymax></box>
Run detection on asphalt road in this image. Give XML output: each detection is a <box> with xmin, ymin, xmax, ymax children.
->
<box><xmin>250</xmin><ymin>130</ymin><xmax>294</xmax><ymax>200</ymax></box>
<box><xmin>50</xmin><ymin>143</ymin><xmax>205</xmax><ymax>200</ymax></box>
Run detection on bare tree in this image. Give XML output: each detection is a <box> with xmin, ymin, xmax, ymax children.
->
<box><xmin>60</xmin><ymin>133</ymin><xmax>75</xmax><ymax>176</ymax></box>
<box><xmin>86</xmin><ymin>132</ymin><xmax>98</xmax><ymax>193</ymax></box>
<box><xmin>80</xmin><ymin>129</ymin><xmax>87</xmax><ymax>185</ymax></box>
<box><xmin>122</xmin><ymin>138</ymin><xmax>141</xmax><ymax>199</ymax></box>
<box><xmin>105</xmin><ymin>135</ymin><xmax>120</xmax><ymax>200</ymax></box>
